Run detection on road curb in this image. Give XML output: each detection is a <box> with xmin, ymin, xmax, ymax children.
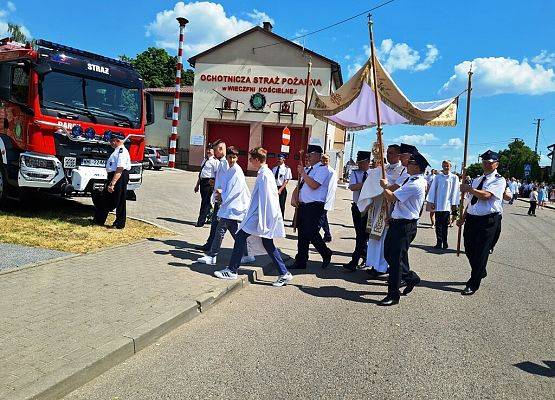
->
<box><xmin>14</xmin><ymin>276</ymin><xmax>249</xmax><ymax>400</ymax></box>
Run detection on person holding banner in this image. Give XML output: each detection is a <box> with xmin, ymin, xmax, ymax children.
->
<box><xmin>377</xmin><ymin>151</ymin><xmax>429</xmax><ymax>306</ymax></box>
<box><xmin>457</xmin><ymin>150</ymin><xmax>506</xmax><ymax>295</ymax></box>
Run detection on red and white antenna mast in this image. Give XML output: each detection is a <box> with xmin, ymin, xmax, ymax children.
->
<box><xmin>168</xmin><ymin>17</ymin><xmax>189</xmax><ymax>168</ymax></box>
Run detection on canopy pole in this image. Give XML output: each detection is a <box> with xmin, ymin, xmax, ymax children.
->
<box><xmin>456</xmin><ymin>67</ymin><xmax>473</xmax><ymax>257</ymax></box>
<box><xmin>292</xmin><ymin>58</ymin><xmax>312</xmax><ymax>231</ymax></box>
<box><xmin>368</xmin><ymin>14</ymin><xmax>386</xmax><ymax>178</ymax></box>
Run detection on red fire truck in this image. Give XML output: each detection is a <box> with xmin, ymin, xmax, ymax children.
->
<box><xmin>0</xmin><ymin>38</ymin><xmax>154</xmax><ymax>207</ymax></box>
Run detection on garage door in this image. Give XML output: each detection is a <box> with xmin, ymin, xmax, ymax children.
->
<box><xmin>262</xmin><ymin>126</ymin><xmax>308</xmax><ymax>179</ymax></box>
<box><xmin>207</xmin><ymin>122</ymin><xmax>250</xmax><ymax>172</ymax></box>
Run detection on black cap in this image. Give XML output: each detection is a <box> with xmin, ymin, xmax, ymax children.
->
<box><xmin>356</xmin><ymin>151</ymin><xmax>371</xmax><ymax>162</ymax></box>
<box><xmin>110</xmin><ymin>131</ymin><xmax>125</xmax><ymax>141</ymax></box>
<box><xmin>277</xmin><ymin>153</ymin><xmax>287</xmax><ymax>159</ymax></box>
<box><xmin>480</xmin><ymin>150</ymin><xmax>499</xmax><ymax>162</ymax></box>
<box><xmin>410</xmin><ymin>151</ymin><xmax>430</xmax><ymax>171</ymax></box>
<box><xmin>307</xmin><ymin>144</ymin><xmax>323</xmax><ymax>154</ymax></box>
<box><xmin>400</xmin><ymin>143</ymin><xmax>417</xmax><ymax>155</ymax></box>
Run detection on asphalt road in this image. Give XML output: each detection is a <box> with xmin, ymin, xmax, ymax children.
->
<box><xmin>64</xmin><ymin>196</ymin><xmax>555</xmax><ymax>400</ymax></box>
<box><xmin>0</xmin><ymin>243</ymin><xmax>71</xmax><ymax>272</ymax></box>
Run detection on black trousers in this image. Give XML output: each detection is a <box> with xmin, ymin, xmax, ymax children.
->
<box><xmin>384</xmin><ymin>219</ymin><xmax>420</xmax><ymax>299</ymax></box>
<box><xmin>205</xmin><ymin>202</ymin><xmax>221</xmax><ymax>248</ymax></box>
<box><xmin>319</xmin><ymin>211</ymin><xmax>331</xmax><ymax>238</ymax></box>
<box><xmin>295</xmin><ymin>202</ymin><xmax>330</xmax><ymax>266</ymax></box>
<box><xmin>350</xmin><ymin>203</ymin><xmax>369</xmax><ymax>264</ymax></box>
<box><xmin>463</xmin><ymin>213</ymin><xmax>501</xmax><ymax>290</ymax></box>
<box><xmin>197</xmin><ymin>178</ymin><xmax>214</xmax><ymax>225</ymax></box>
<box><xmin>93</xmin><ymin>170</ymin><xmax>129</xmax><ymax>229</ymax></box>
<box><xmin>278</xmin><ymin>186</ymin><xmax>287</xmax><ymax>218</ymax></box>
<box><xmin>434</xmin><ymin>211</ymin><xmax>450</xmax><ymax>245</ymax></box>
<box><xmin>528</xmin><ymin>201</ymin><xmax>537</xmax><ymax>215</ymax></box>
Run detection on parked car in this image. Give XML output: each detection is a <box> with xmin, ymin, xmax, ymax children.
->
<box><xmin>143</xmin><ymin>147</ymin><xmax>169</xmax><ymax>170</ymax></box>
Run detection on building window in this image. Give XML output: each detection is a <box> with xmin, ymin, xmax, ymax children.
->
<box><xmin>165</xmin><ymin>101</ymin><xmax>191</xmax><ymax>120</ymax></box>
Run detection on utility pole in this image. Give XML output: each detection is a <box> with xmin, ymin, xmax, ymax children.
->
<box><xmin>349</xmin><ymin>131</ymin><xmax>356</xmax><ymax>162</ymax></box>
<box><xmin>534</xmin><ymin>118</ymin><xmax>543</xmax><ymax>155</ymax></box>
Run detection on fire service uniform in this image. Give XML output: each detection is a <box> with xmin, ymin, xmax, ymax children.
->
<box><xmin>93</xmin><ymin>134</ymin><xmax>131</xmax><ymax>229</ymax></box>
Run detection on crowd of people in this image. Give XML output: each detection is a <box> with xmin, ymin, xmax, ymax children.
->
<box><xmin>189</xmin><ymin>138</ymin><xmax>547</xmax><ymax>306</ymax></box>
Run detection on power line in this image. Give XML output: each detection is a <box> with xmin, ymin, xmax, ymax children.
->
<box><xmin>252</xmin><ymin>0</ymin><xmax>396</xmax><ymax>52</ymax></box>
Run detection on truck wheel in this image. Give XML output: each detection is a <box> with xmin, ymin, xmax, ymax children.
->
<box><xmin>146</xmin><ymin>160</ymin><xmax>153</xmax><ymax>170</ymax></box>
<box><xmin>0</xmin><ymin>164</ymin><xmax>9</xmax><ymax>209</ymax></box>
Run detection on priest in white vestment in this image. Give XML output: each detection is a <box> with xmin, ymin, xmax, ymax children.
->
<box><xmin>214</xmin><ymin>147</ymin><xmax>293</xmax><ymax>287</ymax></box>
<box><xmin>426</xmin><ymin>160</ymin><xmax>459</xmax><ymax>249</ymax></box>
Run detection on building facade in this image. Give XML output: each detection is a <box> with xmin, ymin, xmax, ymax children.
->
<box><xmin>144</xmin><ymin>87</ymin><xmax>193</xmax><ymax>169</ymax></box>
<box><xmin>187</xmin><ymin>23</ymin><xmax>345</xmax><ymax>176</ymax></box>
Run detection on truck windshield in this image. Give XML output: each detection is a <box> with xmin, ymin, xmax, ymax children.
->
<box><xmin>40</xmin><ymin>71</ymin><xmax>141</xmax><ymax>124</ymax></box>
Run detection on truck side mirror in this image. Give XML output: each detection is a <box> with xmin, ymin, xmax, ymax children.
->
<box><xmin>145</xmin><ymin>91</ymin><xmax>155</xmax><ymax>126</ymax></box>
<box><xmin>34</xmin><ymin>62</ymin><xmax>52</xmax><ymax>76</ymax></box>
<box><xmin>0</xmin><ymin>64</ymin><xmax>12</xmax><ymax>101</ymax></box>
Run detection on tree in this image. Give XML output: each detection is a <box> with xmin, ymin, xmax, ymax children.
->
<box><xmin>8</xmin><ymin>23</ymin><xmax>29</xmax><ymax>43</ymax></box>
<box><xmin>121</xmin><ymin>47</ymin><xmax>194</xmax><ymax>88</ymax></box>
<box><xmin>498</xmin><ymin>139</ymin><xmax>540</xmax><ymax>180</ymax></box>
<box><xmin>465</xmin><ymin>163</ymin><xmax>483</xmax><ymax>178</ymax></box>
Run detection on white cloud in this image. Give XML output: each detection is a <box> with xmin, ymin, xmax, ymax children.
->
<box><xmin>531</xmin><ymin>50</ymin><xmax>555</xmax><ymax>67</ymax></box>
<box><xmin>440</xmin><ymin>57</ymin><xmax>555</xmax><ymax>97</ymax></box>
<box><xmin>246</xmin><ymin>9</ymin><xmax>274</xmax><ymax>26</ymax></box>
<box><xmin>347</xmin><ymin>39</ymin><xmax>439</xmax><ymax>77</ymax></box>
<box><xmin>0</xmin><ymin>2</ymin><xmax>31</xmax><ymax>40</ymax></box>
<box><xmin>146</xmin><ymin>2</ymin><xmax>273</xmax><ymax>55</ymax></box>
<box><xmin>392</xmin><ymin>133</ymin><xmax>438</xmax><ymax>145</ymax></box>
<box><xmin>540</xmin><ymin>153</ymin><xmax>551</xmax><ymax>166</ymax></box>
<box><xmin>442</xmin><ymin>137</ymin><xmax>463</xmax><ymax>149</ymax></box>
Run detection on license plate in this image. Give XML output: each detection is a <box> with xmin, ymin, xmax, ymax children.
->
<box><xmin>64</xmin><ymin>157</ymin><xmax>76</xmax><ymax>168</ymax></box>
<box><xmin>81</xmin><ymin>159</ymin><xmax>106</xmax><ymax>167</ymax></box>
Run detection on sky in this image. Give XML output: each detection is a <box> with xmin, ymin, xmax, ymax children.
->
<box><xmin>3</xmin><ymin>0</ymin><xmax>554</xmax><ymax>171</ymax></box>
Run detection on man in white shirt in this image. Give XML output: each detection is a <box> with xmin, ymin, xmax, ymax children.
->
<box><xmin>427</xmin><ymin>160</ymin><xmax>459</xmax><ymax>249</ymax></box>
<box><xmin>457</xmin><ymin>150</ymin><xmax>506</xmax><ymax>295</ymax></box>
<box><xmin>271</xmin><ymin>153</ymin><xmax>292</xmax><ymax>218</ymax></box>
<box><xmin>291</xmin><ymin>145</ymin><xmax>333</xmax><ymax>269</ymax></box>
<box><xmin>318</xmin><ymin>153</ymin><xmax>337</xmax><ymax>242</ymax></box>
<box><xmin>196</xmin><ymin>140</ymin><xmax>228</xmax><ymax>251</ymax></box>
<box><xmin>507</xmin><ymin>177</ymin><xmax>518</xmax><ymax>205</ymax></box>
<box><xmin>93</xmin><ymin>131</ymin><xmax>131</xmax><ymax>229</ymax></box>
<box><xmin>378</xmin><ymin>150</ymin><xmax>429</xmax><ymax>306</ymax></box>
<box><xmin>343</xmin><ymin>151</ymin><xmax>371</xmax><ymax>271</ymax></box>
<box><xmin>194</xmin><ymin>147</ymin><xmax>219</xmax><ymax>227</ymax></box>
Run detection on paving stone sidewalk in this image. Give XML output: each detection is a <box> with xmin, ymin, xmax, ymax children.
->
<box><xmin>0</xmin><ymin>234</ymin><xmax>246</xmax><ymax>399</ymax></box>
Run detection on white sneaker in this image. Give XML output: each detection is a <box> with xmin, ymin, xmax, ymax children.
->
<box><xmin>240</xmin><ymin>255</ymin><xmax>256</xmax><ymax>264</ymax></box>
<box><xmin>197</xmin><ymin>255</ymin><xmax>217</xmax><ymax>265</ymax></box>
<box><xmin>272</xmin><ymin>272</ymin><xmax>293</xmax><ymax>287</ymax></box>
<box><xmin>214</xmin><ymin>268</ymin><xmax>238</xmax><ymax>280</ymax></box>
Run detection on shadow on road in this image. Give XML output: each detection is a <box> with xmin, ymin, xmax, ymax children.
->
<box><xmin>157</xmin><ymin>216</ymin><xmax>198</xmax><ymax>227</ymax></box>
<box><xmin>411</xmin><ymin>243</ymin><xmax>463</xmax><ymax>255</ymax></box>
<box><xmin>514</xmin><ymin>360</ymin><xmax>555</xmax><ymax>377</ymax></box>
<box><xmin>295</xmin><ymin>284</ymin><xmax>385</xmax><ymax>304</ymax></box>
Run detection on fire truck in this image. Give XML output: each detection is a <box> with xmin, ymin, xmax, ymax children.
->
<box><xmin>0</xmin><ymin>38</ymin><xmax>154</xmax><ymax>207</ymax></box>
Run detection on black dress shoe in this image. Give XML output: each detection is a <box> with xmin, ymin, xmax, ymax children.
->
<box><xmin>195</xmin><ymin>222</ymin><xmax>204</xmax><ymax>227</ymax></box>
<box><xmin>433</xmin><ymin>243</ymin><xmax>442</xmax><ymax>249</ymax></box>
<box><xmin>321</xmin><ymin>250</ymin><xmax>332</xmax><ymax>269</ymax></box>
<box><xmin>481</xmin><ymin>270</ymin><xmax>488</xmax><ymax>279</ymax></box>
<box><xmin>461</xmin><ymin>287</ymin><xmax>476</xmax><ymax>295</ymax></box>
<box><xmin>195</xmin><ymin>244</ymin><xmax>210</xmax><ymax>251</ymax></box>
<box><xmin>289</xmin><ymin>262</ymin><xmax>306</xmax><ymax>269</ymax></box>
<box><xmin>402</xmin><ymin>277</ymin><xmax>421</xmax><ymax>296</ymax></box>
<box><xmin>366</xmin><ymin>269</ymin><xmax>385</xmax><ymax>279</ymax></box>
<box><xmin>399</xmin><ymin>279</ymin><xmax>407</xmax><ymax>288</ymax></box>
<box><xmin>442</xmin><ymin>243</ymin><xmax>448</xmax><ymax>249</ymax></box>
<box><xmin>343</xmin><ymin>261</ymin><xmax>357</xmax><ymax>272</ymax></box>
<box><xmin>377</xmin><ymin>296</ymin><xmax>399</xmax><ymax>306</ymax></box>
<box><xmin>323</xmin><ymin>235</ymin><xmax>332</xmax><ymax>243</ymax></box>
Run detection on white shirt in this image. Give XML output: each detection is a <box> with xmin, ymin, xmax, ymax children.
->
<box><xmin>199</xmin><ymin>156</ymin><xmax>218</xmax><ymax>179</ymax></box>
<box><xmin>299</xmin><ymin>162</ymin><xmax>333</xmax><ymax>203</ymax></box>
<box><xmin>106</xmin><ymin>145</ymin><xmax>131</xmax><ymax>172</ymax></box>
<box><xmin>426</xmin><ymin>172</ymin><xmax>460</xmax><ymax>212</ymax></box>
<box><xmin>324</xmin><ymin>166</ymin><xmax>337</xmax><ymax>211</ymax></box>
<box><xmin>386</xmin><ymin>162</ymin><xmax>405</xmax><ymax>184</ymax></box>
<box><xmin>349</xmin><ymin>168</ymin><xmax>368</xmax><ymax>202</ymax></box>
<box><xmin>271</xmin><ymin>164</ymin><xmax>292</xmax><ymax>186</ymax></box>
<box><xmin>395</xmin><ymin>169</ymin><xmax>411</xmax><ymax>187</ymax></box>
<box><xmin>391</xmin><ymin>174</ymin><xmax>427</xmax><ymax>220</ymax></box>
<box><xmin>529</xmin><ymin>190</ymin><xmax>538</xmax><ymax>201</ymax></box>
<box><xmin>466</xmin><ymin>170</ymin><xmax>506</xmax><ymax>216</ymax></box>
<box><xmin>508</xmin><ymin>180</ymin><xmax>518</xmax><ymax>194</ymax></box>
